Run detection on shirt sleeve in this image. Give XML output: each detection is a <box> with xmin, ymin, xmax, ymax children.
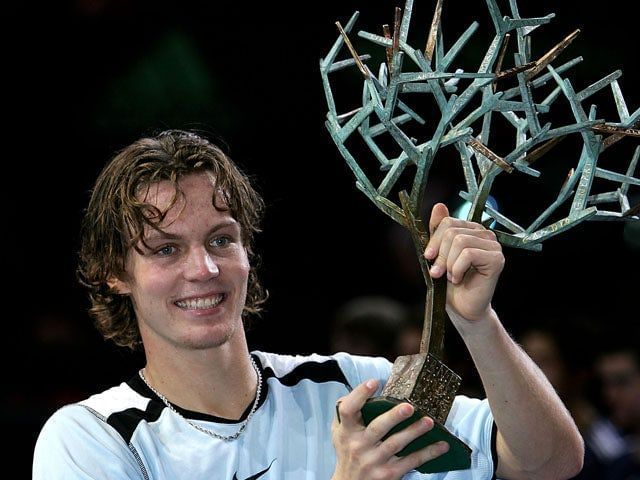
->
<box><xmin>33</xmin><ymin>405</ymin><xmax>146</xmax><ymax>480</ymax></box>
<box><xmin>403</xmin><ymin>396</ymin><xmax>495</xmax><ymax>480</ymax></box>
<box><xmin>331</xmin><ymin>352</ymin><xmax>393</xmax><ymax>394</ymax></box>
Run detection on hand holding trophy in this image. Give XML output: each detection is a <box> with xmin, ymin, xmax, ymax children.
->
<box><xmin>321</xmin><ymin>0</ymin><xmax>639</xmax><ymax>473</ymax></box>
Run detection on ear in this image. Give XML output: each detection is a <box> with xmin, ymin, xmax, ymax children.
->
<box><xmin>107</xmin><ymin>275</ymin><xmax>131</xmax><ymax>295</ymax></box>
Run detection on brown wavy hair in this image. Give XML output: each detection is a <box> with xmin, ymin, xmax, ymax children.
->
<box><xmin>77</xmin><ymin>130</ymin><xmax>267</xmax><ymax>349</ymax></box>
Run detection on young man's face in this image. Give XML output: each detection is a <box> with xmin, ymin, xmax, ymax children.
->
<box><xmin>112</xmin><ymin>171</ymin><xmax>250</xmax><ymax>353</ymax></box>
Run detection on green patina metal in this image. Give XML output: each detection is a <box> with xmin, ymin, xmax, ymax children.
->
<box><xmin>321</xmin><ymin>2</ymin><xmax>639</xmax><ymax>249</ymax></box>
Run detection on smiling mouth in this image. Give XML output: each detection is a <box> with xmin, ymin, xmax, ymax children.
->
<box><xmin>175</xmin><ymin>294</ymin><xmax>225</xmax><ymax>310</ymax></box>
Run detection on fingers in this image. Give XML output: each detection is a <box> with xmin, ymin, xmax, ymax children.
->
<box><xmin>442</xmin><ymin>231</ymin><xmax>501</xmax><ymax>283</ymax></box>
<box><xmin>425</xmin><ymin>222</ymin><xmax>491</xmax><ymax>278</ymax></box>
<box><xmin>332</xmin><ymin>391</ymin><xmax>451</xmax><ymax>479</ymax></box>
<box><xmin>450</xmin><ymin>248</ymin><xmax>505</xmax><ymax>285</ymax></box>
<box><xmin>365</xmin><ymin>403</ymin><xmax>422</xmax><ymax>444</ymax></box>
<box><xmin>424</xmin><ymin>202</ymin><xmax>503</xmax><ymax>280</ymax></box>
<box><xmin>372</xmin><ymin>415</ymin><xmax>449</xmax><ymax>478</ymax></box>
<box><xmin>428</xmin><ymin>202</ymin><xmax>450</xmax><ymax>236</ymax></box>
<box><xmin>391</xmin><ymin>440</ymin><xmax>450</xmax><ymax>473</ymax></box>
<box><xmin>334</xmin><ymin>379</ymin><xmax>379</xmax><ymax>429</ymax></box>
<box><xmin>423</xmin><ymin>205</ymin><xmax>505</xmax><ymax>322</ymax></box>
<box><xmin>371</xmin><ymin>411</ymin><xmax>433</xmax><ymax>456</ymax></box>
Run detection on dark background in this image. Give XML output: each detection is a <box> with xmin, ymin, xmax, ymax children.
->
<box><xmin>6</xmin><ymin>0</ymin><xmax>639</xmax><ymax>474</ymax></box>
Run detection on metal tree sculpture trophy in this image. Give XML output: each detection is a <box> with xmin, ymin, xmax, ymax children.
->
<box><xmin>320</xmin><ymin>0</ymin><xmax>639</xmax><ymax>473</ymax></box>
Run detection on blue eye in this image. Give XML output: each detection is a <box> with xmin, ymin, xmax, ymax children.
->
<box><xmin>156</xmin><ymin>245</ymin><xmax>176</xmax><ymax>256</ymax></box>
<box><xmin>210</xmin><ymin>236</ymin><xmax>231</xmax><ymax>248</ymax></box>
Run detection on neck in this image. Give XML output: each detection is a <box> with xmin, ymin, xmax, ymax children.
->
<box><xmin>142</xmin><ymin>339</ymin><xmax>258</xmax><ymax>420</ymax></box>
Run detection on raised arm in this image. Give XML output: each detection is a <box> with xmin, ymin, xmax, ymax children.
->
<box><xmin>424</xmin><ymin>203</ymin><xmax>584</xmax><ymax>479</ymax></box>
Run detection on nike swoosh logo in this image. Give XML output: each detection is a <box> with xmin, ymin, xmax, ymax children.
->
<box><xmin>232</xmin><ymin>459</ymin><xmax>275</xmax><ymax>480</ymax></box>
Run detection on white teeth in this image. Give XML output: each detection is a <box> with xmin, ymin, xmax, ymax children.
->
<box><xmin>176</xmin><ymin>294</ymin><xmax>224</xmax><ymax>310</ymax></box>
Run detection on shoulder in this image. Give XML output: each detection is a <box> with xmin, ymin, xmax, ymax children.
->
<box><xmin>35</xmin><ymin>403</ymin><xmax>117</xmax><ymax>445</ymax></box>
<box><xmin>252</xmin><ymin>351</ymin><xmax>392</xmax><ymax>389</ymax></box>
<box><xmin>33</xmin><ymin>381</ymin><xmax>158</xmax><ymax>479</ymax></box>
<box><xmin>33</xmin><ymin>403</ymin><xmax>145</xmax><ymax>479</ymax></box>
<box><xmin>36</xmin><ymin>381</ymin><xmax>148</xmax><ymax>437</ymax></box>
<box><xmin>79</xmin><ymin>380</ymin><xmax>151</xmax><ymax>418</ymax></box>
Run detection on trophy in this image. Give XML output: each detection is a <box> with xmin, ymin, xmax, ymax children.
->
<box><xmin>320</xmin><ymin>0</ymin><xmax>639</xmax><ymax>473</ymax></box>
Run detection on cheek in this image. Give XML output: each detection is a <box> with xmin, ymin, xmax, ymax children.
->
<box><xmin>237</xmin><ymin>249</ymin><xmax>251</xmax><ymax>278</ymax></box>
<box><xmin>237</xmin><ymin>260</ymin><xmax>251</xmax><ymax>288</ymax></box>
<box><xmin>233</xmin><ymin>260</ymin><xmax>251</xmax><ymax>300</ymax></box>
<box><xmin>131</xmin><ymin>265</ymin><xmax>177</xmax><ymax>299</ymax></box>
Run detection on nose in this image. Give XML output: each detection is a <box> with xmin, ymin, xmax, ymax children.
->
<box><xmin>183</xmin><ymin>247</ymin><xmax>219</xmax><ymax>281</ymax></box>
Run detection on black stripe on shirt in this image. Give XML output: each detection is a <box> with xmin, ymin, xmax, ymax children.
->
<box><xmin>262</xmin><ymin>358</ymin><xmax>350</xmax><ymax>388</ymax></box>
<box><xmin>491</xmin><ymin>421</ymin><xmax>498</xmax><ymax>479</ymax></box>
<box><xmin>106</xmin><ymin>393</ymin><xmax>164</xmax><ymax>444</ymax></box>
<box><xmin>121</xmin><ymin>356</ymin><xmax>349</xmax><ymax>429</ymax></box>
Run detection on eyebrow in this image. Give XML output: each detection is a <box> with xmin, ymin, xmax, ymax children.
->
<box><xmin>143</xmin><ymin>220</ymin><xmax>240</xmax><ymax>242</ymax></box>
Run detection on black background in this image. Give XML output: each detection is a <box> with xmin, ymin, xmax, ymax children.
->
<box><xmin>6</xmin><ymin>0</ymin><xmax>639</xmax><ymax>474</ymax></box>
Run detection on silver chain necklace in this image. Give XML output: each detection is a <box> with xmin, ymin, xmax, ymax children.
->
<box><xmin>138</xmin><ymin>356</ymin><xmax>262</xmax><ymax>441</ymax></box>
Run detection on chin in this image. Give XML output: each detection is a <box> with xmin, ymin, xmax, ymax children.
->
<box><xmin>183</xmin><ymin>324</ymin><xmax>238</xmax><ymax>350</ymax></box>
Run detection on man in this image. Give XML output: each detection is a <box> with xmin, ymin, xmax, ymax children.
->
<box><xmin>517</xmin><ymin>322</ymin><xmax>631</xmax><ymax>479</ymax></box>
<box><xmin>329</xmin><ymin>295</ymin><xmax>409</xmax><ymax>361</ymax></box>
<box><xmin>33</xmin><ymin>129</ymin><xmax>584</xmax><ymax>479</ymax></box>
<box><xmin>591</xmin><ymin>343</ymin><xmax>640</xmax><ymax>476</ymax></box>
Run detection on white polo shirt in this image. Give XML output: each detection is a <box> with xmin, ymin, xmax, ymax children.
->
<box><xmin>33</xmin><ymin>351</ymin><xmax>497</xmax><ymax>479</ymax></box>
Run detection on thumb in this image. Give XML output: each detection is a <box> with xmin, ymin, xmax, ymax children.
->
<box><xmin>429</xmin><ymin>203</ymin><xmax>450</xmax><ymax>235</ymax></box>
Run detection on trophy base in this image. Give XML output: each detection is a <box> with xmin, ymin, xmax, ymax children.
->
<box><xmin>361</xmin><ymin>396</ymin><xmax>472</xmax><ymax>473</ymax></box>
